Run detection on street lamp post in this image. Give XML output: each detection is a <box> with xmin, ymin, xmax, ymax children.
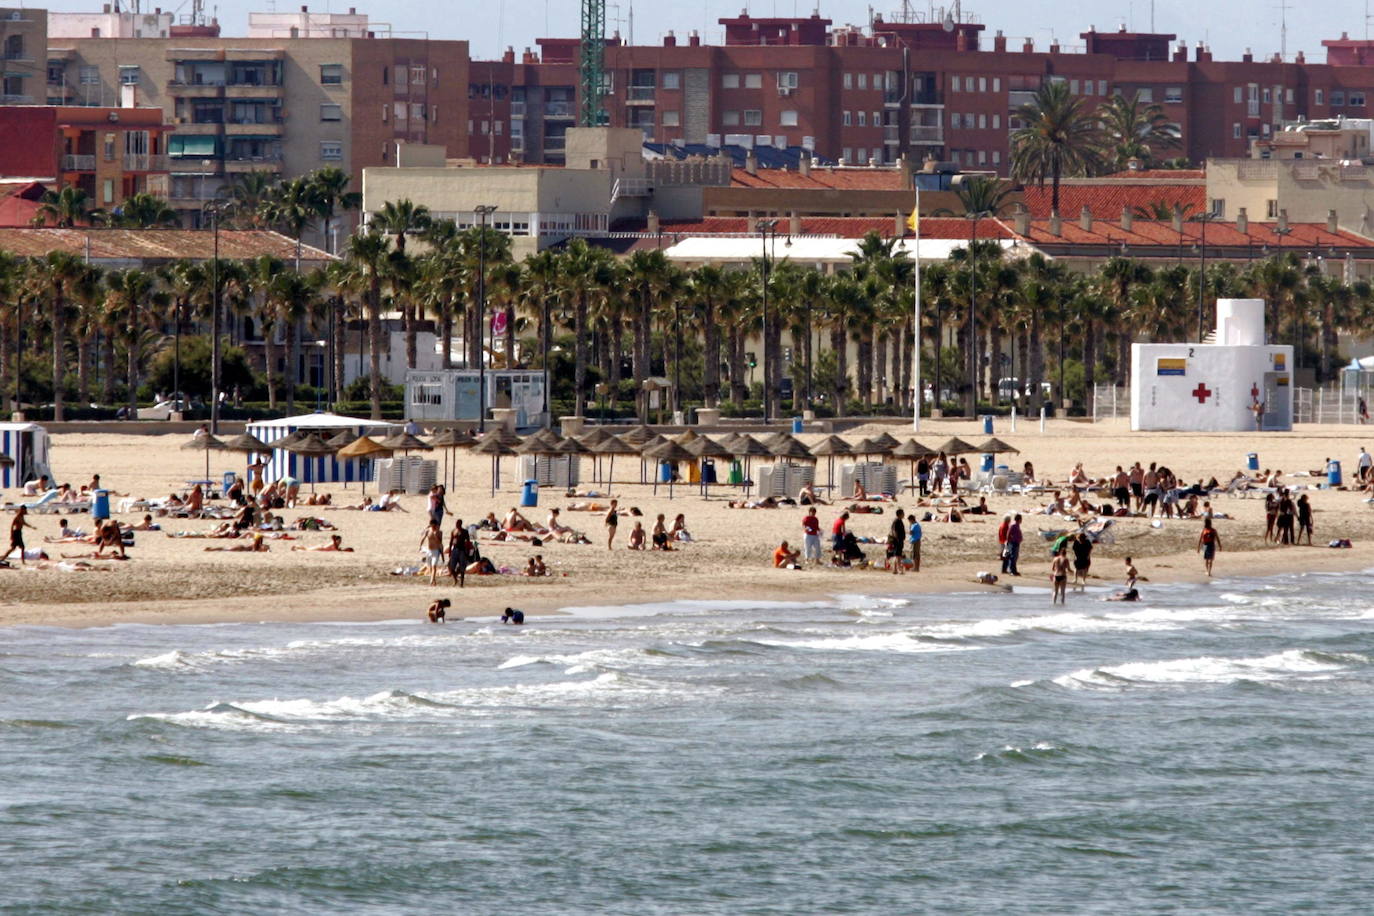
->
<box><xmin>758</xmin><ymin>218</ymin><xmax>778</xmax><ymax>423</ymax></box>
<box><xmin>204</xmin><ymin>198</ymin><xmax>230</xmax><ymax>434</ymax></box>
<box><xmin>474</xmin><ymin>204</ymin><xmax>497</xmax><ymax>432</ymax></box>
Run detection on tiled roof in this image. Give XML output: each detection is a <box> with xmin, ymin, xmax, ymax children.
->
<box><xmin>1020</xmin><ymin>184</ymin><xmax>1205</xmax><ymax>219</ymax></box>
<box><xmin>644</xmin><ymin>216</ymin><xmax>1014</xmax><ymax>239</ymax></box>
<box><xmin>1098</xmin><ymin>169</ymin><xmax>1206</xmax><ymax>180</ymax></box>
<box><xmin>729</xmin><ymin>167</ymin><xmax>908</xmax><ymax>190</ymax></box>
<box><xmin>1020</xmin><ymin>219</ymin><xmax>1374</xmax><ymax>249</ymax></box>
<box><xmin>0</xmin><ymin>228</ymin><xmax>335</xmax><ymax>261</ymax></box>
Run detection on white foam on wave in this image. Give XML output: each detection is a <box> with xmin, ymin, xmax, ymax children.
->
<box><xmin>753</xmin><ymin>630</ymin><xmax>981</xmax><ymax>654</ymax></box>
<box><xmin>495</xmin><ymin>645</ymin><xmax>687</xmax><ymax>674</ymax></box>
<box><xmin>973</xmin><ymin>741</ymin><xmax>1062</xmax><ymax>761</ymax></box>
<box><xmin>1050</xmin><ymin>648</ymin><xmax>1369</xmax><ymax>690</ymax></box>
<box><xmin>128</xmin><ymin>632</ymin><xmax>472</xmax><ymax>672</ymax></box>
<box><xmin>917</xmin><ymin>604</ymin><xmax>1247</xmax><ymax>642</ymax></box>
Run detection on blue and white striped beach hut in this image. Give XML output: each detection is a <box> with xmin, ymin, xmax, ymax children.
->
<box><xmin>245</xmin><ymin>413</ymin><xmax>402</xmax><ymax>484</ymax></box>
<box><xmin>0</xmin><ymin>422</ymin><xmax>52</xmax><ymax>490</ymax></box>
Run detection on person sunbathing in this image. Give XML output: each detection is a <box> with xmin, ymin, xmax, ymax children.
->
<box><xmin>798</xmin><ymin>483</ymin><xmax>829</xmax><ymax>506</ymax></box>
<box><xmin>376</xmin><ymin>492</ymin><xmax>406</xmax><ymax>511</ymax></box>
<box><xmin>565</xmin><ymin>501</ymin><xmax>609</xmax><ymax>511</ymax></box>
<box><xmin>546</xmin><ymin>507</ymin><xmax>571</xmax><ymax>535</ymax></box>
<box><xmin>291</xmin><ymin>535</ymin><xmax>353</xmax><ymax>552</ymax></box>
<box><xmin>627</xmin><ymin>521</ymin><xmax>647</xmax><ymax>549</ymax></box>
<box><xmin>292</xmin><ymin>516</ymin><xmax>337</xmax><ymax>531</ymax></box>
<box><xmin>305</xmin><ymin>493</ymin><xmax>332</xmax><ymax>506</ymax></box>
<box><xmin>670</xmin><ymin>513</ymin><xmax>692</xmax><ymax>542</ymax></box>
<box><xmin>1068</xmin><ymin>463</ymin><xmax>1091</xmax><ymax>487</ymax></box>
<box><xmin>129</xmin><ymin>514</ymin><xmax>160</xmax><ymax>531</ymax></box>
<box><xmin>503</xmin><ymin>507</ymin><xmax>535</xmax><ymax>532</ymax></box>
<box><xmin>729</xmin><ymin>496</ymin><xmax>780</xmax><ymax>509</ymax></box>
<box><xmin>205</xmin><ymin>534</ymin><xmax>270</xmax><ymax>552</ymax></box>
<box><xmin>185</xmin><ymin>484</ymin><xmax>205</xmax><ymax>515</ymax></box>
<box><xmin>651</xmin><ymin>514</ymin><xmax>673</xmax><ymax>550</ymax></box>
<box><xmin>852</xmin><ymin>480</ymin><xmax>870</xmax><ymax>500</ymax></box>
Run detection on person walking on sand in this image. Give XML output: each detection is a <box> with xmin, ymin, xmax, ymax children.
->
<box><xmin>1004</xmin><ymin>514</ymin><xmax>1023</xmax><ymax>576</ymax></box>
<box><xmin>1197</xmin><ymin>518</ymin><xmax>1222</xmax><ymax>577</ymax></box>
<box><xmin>5</xmin><ymin>506</ymin><xmax>35</xmax><ymax>565</ymax></box>
<box><xmin>1359</xmin><ymin>446</ymin><xmax>1372</xmax><ymax>484</ymax></box>
<box><xmin>419</xmin><ymin>520</ymin><xmax>445</xmax><ymax>586</ymax></box>
<box><xmin>604</xmin><ymin>498</ymin><xmax>619</xmax><ymax>550</ymax></box>
<box><xmin>886</xmin><ymin>508</ymin><xmax>906</xmax><ymax>575</ymax></box>
<box><xmin>1050</xmin><ymin>547</ymin><xmax>1070</xmax><ymax>604</ymax></box>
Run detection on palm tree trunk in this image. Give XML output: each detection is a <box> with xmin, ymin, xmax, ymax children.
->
<box><xmin>51</xmin><ymin>296</ymin><xmax>65</xmax><ymax>422</ymax></box>
<box><xmin>573</xmin><ymin>295</ymin><xmax>588</xmax><ymax>416</ymax></box>
<box><xmin>102</xmin><ymin>333</ymin><xmax>116</xmax><ymax>404</ymax></box>
<box><xmin>633</xmin><ymin>292</ymin><xmax>650</xmax><ymax>421</ymax></box>
<box><xmin>77</xmin><ymin>332</ymin><xmax>93</xmax><ymax>402</ymax></box>
<box><xmin>125</xmin><ymin>335</ymin><xmax>138</xmax><ymax>413</ymax></box>
<box><xmin>263</xmin><ymin>325</ymin><xmax>279</xmax><ymax>409</ymax></box>
<box><xmin>875</xmin><ymin>331</ymin><xmax>889</xmax><ymax>406</ymax></box>
<box><xmin>503</xmin><ymin>304</ymin><xmax>515</xmax><ymax>366</ymax></box>
<box><xmin>285</xmin><ymin>321</ymin><xmax>297</xmax><ymax>411</ymax></box>
<box><xmin>368</xmin><ymin>282</ymin><xmax>383</xmax><ymax>419</ymax></box>
<box><xmin>440</xmin><ymin>310</ymin><xmax>454</xmax><ymax>370</ymax></box>
<box><xmin>986</xmin><ymin>317</ymin><xmax>1002</xmax><ymax>405</ymax></box>
<box><xmin>333</xmin><ymin>298</ymin><xmax>347</xmax><ymax>402</ymax></box>
<box><xmin>610</xmin><ymin>318</ymin><xmax>625</xmax><ymax>409</ymax></box>
<box><xmin>1030</xmin><ymin>308</ymin><xmax>1044</xmax><ymax>409</ymax></box>
<box><xmin>729</xmin><ymin>325</ymin><xmax>746</xmax><ymax>406</ymax></box>
<box><xmin>703</xmin><ymin>299</ymin><xmax>720</xmax><ymax>407</ymax></box>
<box><xmin>831</xmin><ymin>321</ymin><xmax>848</xmax><ymax>416</ymax></box>
<box><xmin>403</xmin><ymin>302</ymin><xmax>417</xmax><ymax>370</ymax></box>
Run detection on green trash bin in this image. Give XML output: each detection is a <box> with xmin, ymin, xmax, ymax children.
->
<box><xmin>727</xmin><ymin>460</ymin><xmax>744</xmax><ymax>486</ymax></box>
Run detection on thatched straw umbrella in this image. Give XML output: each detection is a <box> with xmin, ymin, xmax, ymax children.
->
<box><xmin>221</xmin><ymin>432</ymin><xmax>271</xmax><ymax>491</ymax></box>
<box><xmin>578</xmin><ymin>425</ymin><xmax>612</xmax><ymax>448</ymax></box>
<box><xmin>337</xmin><ymin>435</ymin><xmax>392</xmax><ymax>494</ymax></box>
<box><xmin>683</xmin><ymin>435</ymin><xmax>733</xmax><ymax>498</ymax></box>
<box><xmin>471</xmin><ymin>434</ymin><xmax>517</xmax><ymax>497</ymax></box>
<box><xmin>892</xmin><ymin>439</ymin><xmax>936</xmax><ymax>490</ymax></box>
<box><xmin>180</xmin><ymin>433</ymin><xmax>226</xmax><ymax>484</ymax></box>
<box><xmin>809</xmin><ymin>435</ymin><xmax>854</xmax><ymax>492</ymax></box>
<box><xmin>281</xmin><ymin>433</ymin><xmax>338</xmax><ymax>493</ymax></box>
<box><xmin>589</xmin><ymin>434</ymin><xmax>637</xmax><ymax>495</ymax></box>
<box><xmin>619</xmin><ymin>424</ymin><xmax>656</xmax><ymax>448</ymax></box>
<box><xmin>378</xmin><ymin>431</ymin><xmax>434</xmax><ymax>455</ymax></box>
<box><xmin>870</xmin><ymin>431</ymin><xmax>901</xmax><ymax>451</ymax></box>
<box><xmin>935</xmin><ymin>436</ymin><xmax>979</xmax><ymax>456</ymax></box>
<box><xmin>730</xmin><ymin>435</ymin><xmax>773</xmax><ymax>487</ymax></box>
<box><xmin>853</xmin><ymin>437</ymin><xmax>893</xmax><ymax>460</ymax></box>
<box><xmin>644</xmin><ymin>438</ymin><xmax>695</xmax><ymax>499</ymax></box>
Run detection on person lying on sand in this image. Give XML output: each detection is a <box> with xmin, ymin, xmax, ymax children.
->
<box><xmin>204</xmin><ymin>534</ymin><xmax>270</xmax><ymax>552</ymax></box>
<box><xmin>129</xmin><ymin>514</ymin><xmax>160</xmax><ymax>531</ymax></box>
<box><xmin>728</xmin><ymin>497</ymin><xmax>780</xmax><ymax>509</ymax></box>
<box><xmin>565</xmin><ymin>501</ymin><xmax>609</xmax><ymax>511</ymax></box>
<box><xmin>290</xmin><ymin>535</ymin><xmax>353</xmax><ymax>552</ymax></box>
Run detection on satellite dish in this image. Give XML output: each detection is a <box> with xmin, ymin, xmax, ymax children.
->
<box><xmin>942</xmin><ymin>12</ymin><xmax>955</xmax><ymax>31</ymax></box>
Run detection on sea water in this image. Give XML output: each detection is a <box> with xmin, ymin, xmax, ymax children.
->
<box><xmin>5</xmin><ymin>571</ymin><xmax>1374</xmax><ymax>913</ymax></box>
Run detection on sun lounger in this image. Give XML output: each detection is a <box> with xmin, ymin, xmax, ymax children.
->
<box><xmin>21</xmin><ymin>489</ymin><xmax>61</xmax><ymax>512</ymax></box>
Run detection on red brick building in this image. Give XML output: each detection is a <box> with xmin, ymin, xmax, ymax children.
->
<box><xmin>472</xmin><ymin>12</ymin><xmax>1374</xmax><ymax>176</ymax></box>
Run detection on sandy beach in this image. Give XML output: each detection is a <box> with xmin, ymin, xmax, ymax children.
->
<box><xmin>3</xmin><ymin>417</ymin><xmax>1373</xmax><ymax>628</ymax></box>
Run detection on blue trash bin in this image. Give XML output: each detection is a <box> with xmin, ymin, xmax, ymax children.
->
<box><xmin>659</xmin><ymin>460</ymin><xmax>673</xmax><ymax>483</ymax></box>
<box><xmin>702</xmin><ymin>459</ymin><xmax>718</xmax><ymax>485</ymax></box>
<box><xmin>1246</xmin><ymin>452</ymin><xmax>1259</xmax><ymax>472</ymax></box>
<box><xmin>1329</xmin><ymin>460</ymin><xmax>1343</xmax><ymax>487</ymax></box>
<box><xmin>981</xmin><ymin>414</ymin><xmax>994</xmax><ymax>434</ymax></box>
<box><xmin>222</xmin><ymin>470</ymin><xmax>237</xmax><ymax>495</ymax></box>
<box><xmin>92</xmin><ymin>488</ymin><xmax>110</xmax><ymax>520</ymax></box>
<box><xmin>520</xmin><ymin>479</ymin><xmax>538</xmax><ymax>507</ymax></box>
<box><xmin>981</xmin><ymin>453</ymin><xmax>994</xmax><ymax>472</ymax></box>
<box><xmin>791</xmin><ymin>417</ymin><xmax>803</xmax><ymax>434</ymax></box>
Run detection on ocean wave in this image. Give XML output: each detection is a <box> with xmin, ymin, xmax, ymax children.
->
<box><xmin>1049</xmin><ymin>649</ymin><xmax>1369</xmax><ymax>691</ymax></box>
<box><xmin>752</xmin><ymin>631</ymin><xmax>982</xmax><ymax>654</ymax></box>
<box><xmin>129</xmin><ymin>701</ymin><xmax>295</xmax><ymax>733</ymax></box>
<box><xmin>128</xmin><ymin>633</ymin><xmax>471</xmax><ymax>672</ymax></box>
<box><xmin>496</xmin><ymin>646</ymin><xmax>693</xmax><ymax>674</ymax></box>
<box><xmin>973</xmin><ymin>742</ymin><xmax>1066</xmax><ymax>762</ymax></box>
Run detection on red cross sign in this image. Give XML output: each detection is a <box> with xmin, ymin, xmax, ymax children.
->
<box><xmin>1191</xmin><ymin>383</ymin><xmax>1212</xmax><ymax>404</ymax></box>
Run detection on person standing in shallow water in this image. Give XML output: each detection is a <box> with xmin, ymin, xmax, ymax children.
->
<box><xmin>1197</xmin><ymin>518</ymin><xmax>1222</xmax><ymax>576</ymax></box>
<box><xmin>1050</xmin><ymin>547</ymin><xmax>1070</xmax><ymax>604</ymax></box>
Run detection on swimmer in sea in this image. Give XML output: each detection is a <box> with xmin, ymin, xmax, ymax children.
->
<box><xmin>501</xmin><ymin>607</ymin><xmax>525</xmax><ymax>625</ymax></box>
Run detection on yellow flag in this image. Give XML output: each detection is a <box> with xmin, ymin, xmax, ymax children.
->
<box><xmin>907</xmin><ymin>207</ymin><xmax>919</xmax><ymax>234</ymax></box>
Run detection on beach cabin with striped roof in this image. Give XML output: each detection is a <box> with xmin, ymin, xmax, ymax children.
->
<box><xmin>245</xmin><ymin>413</ymin><xmax>401</xmax><ymax>485</ymax></box>
<box><xmin>0</xmin><ymin>422</ymin><xmax>52</xmax><ymax>490</ymax></box>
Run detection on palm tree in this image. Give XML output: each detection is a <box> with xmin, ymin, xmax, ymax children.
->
<box><xmin>1132</xmin><ymin>199</ymin><xmax>1198</xmax><ymax>221</ymax></box>
<box><xmin>0</xmin><ymin>252</ymin><xmax>21</xmax><ymax>410</ymax></box>
<box><xmin>260</xmin><ymin>176</ymin><xmax>319</xmax><ymax>265</ymax></box>
<box><xmin>1097</xmin><ymin>90</ymin><xmax>1181</xmax><ymax>171</ymax></box>
<box><xmin>1011</xmin><ymin>80</ymin><xmax>1105</xmax><ymax>214</ymax></box>
<box><xmin>266</xmin><ymin>268</ymin><xmax>321</xmax><ymax>410</ymax></box>
<box><xmin>220</xmin><ymin>171</ymin><xmax>280</xmax><ymax>228</ymax></box>
<box><xmin>308</xmin><ymin>166</ymin><xmax>361</xmax><ymax>255</ymax></box>
<box><xmin>33</xmin><ymin>186</ymin><xmax>92</xmax><ymax>228</ymax></box>
<box><xmin>104</xmin><ymin>268</ymin><xmax>158</xmax><ymax>413</ymax></box>
<box><xmin>624</xmin><ymin>249</ymin><xmax>673</xmax><ymax>420</ymax></box>
<box><xmin>33</xmin><ymin>251</ymin><xmax>89</xmax><ymax>420</ymax></box>
<box><xmin>939</xmin><ymin>174</ymin><xmax>1019</xmax><ymax>218</ymax></box>
<box><xmin>557</xmin><ymin>238</ymin><xmax>615</xmax><ymax>416</ymax></box>
<box><xmin>112</xmin><ymin>192</ymin><xmax>180</xmax><ymax>228</ymax></box>
<box><xmin>342</xmin><ymin>230</ymin><xmax>392</xmax><ymax>418</ymax></box>
<box><xmin>688</xmin><ymin>264</ymin><xmax>731</xmax><ymax>407</ymax></box>
<box><xmin>371</xmin><ymin>199</ymin><xmax>435</xmax><ymax>370</ymax></box>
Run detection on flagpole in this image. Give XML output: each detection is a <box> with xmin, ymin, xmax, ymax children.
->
<box><xmin>912</xmin><ymin>185</ymin><xmax>922</xmax><ymax>432</ymax></box>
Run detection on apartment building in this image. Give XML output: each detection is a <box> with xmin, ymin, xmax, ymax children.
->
<box><xmin>46</xmin><ymin>9</ymin><xmax>470</xmax><ymax>226</ymax></box>
<box><xmin>0</xmin><ymin>7</ymin><xmax>45</xmax><ymax>105</ymax></box>
<box><xmin>473</xmin><ymin>12</ymin><xmax>1374</xmax><ymax>178</ymax></box>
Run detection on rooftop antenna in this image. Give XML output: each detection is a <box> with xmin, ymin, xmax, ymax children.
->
<box><xmin>1276</xmin><ymin>0</ymin><xmax>1291</xmax><ymax>60</ymax></box>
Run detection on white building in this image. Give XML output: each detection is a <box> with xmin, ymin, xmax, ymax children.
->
<box><xmin>1131</xmin><ymin>299</ymin><xmax>1294</xmax><ymax>432</ymax></box>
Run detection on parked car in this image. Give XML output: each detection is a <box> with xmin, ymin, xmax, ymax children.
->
<box><xmin>136</xmin><ymin>398</ymin><xmax>195</xmax><ymax>420</ymax></box>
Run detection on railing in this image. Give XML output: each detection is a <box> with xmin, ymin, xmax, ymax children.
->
<box><xmin>1237</xmin><ymin>160</ymin><xmax>1278</xmax><ymax>179</ymax></box>
<box><xmin>1008</xmin><ymin>90</ymin><xmax>1037</xmax><ymax>107</ymax></box>
<box><xmin>626</xmin><ymin>86</ymin><xmax>655</xmax><ymax>102</ymax></box>
<box><xmin>61</xmin><ymin>154</ymin><xmax>95</xmax><ymax>170</ymax></box>
<box><xmin>1341</xmin><ymin>165</ymin><xmax>1369</xmax><ymax>181</ymax></box>
<box><xmin>169</xmin><ymin>78</ymin><xmax>226</xmax><ymax>87</ymax></box>
<box><xmin>611</xmin><ymin>177</ymin><xmax>652</xmax><ymax>201</ymax></box>
<box><xmin>225</xmin><ymin>151</ymin><xmax>282</xmax><ymax>162</ymax></box>
<box><xmin>1247</xmin><ymin>100</ymin><xmax>1260</xmax><ymax>117</ymax></box>
<box><xmin>543</xmin><ymin>101</ymin><xmax>574</xmax><ymax>118</ymax></box>
<box><xmin>1090</xmin><ymin>385</ymin><xmax>1129</xmax><ymax>421</ymax></box>
<box><xmin>124</xmin><ymin>153</ymin><xmax>168</xmax><ymax>171</ymax></box>
<box><xmin>910</xmin><ymin>125</ymin><xmax>944</xmax><ymax>143</ymax></box>
<box><xmin>227</xmin><ymin>115</ymin><xmax>283</xmax><ymax>125</ymax></box>
<box><xmin>1292</xmin><ymin>162</ymin><xmax>1321</xmax><ymax>181</ymax></box>
<box><xmin>911</xmin><ymin>91</ymin><xmax>942</xmax><ymax>106</ymax></box>
<box><xmin>883</xmin><ymin>125</ymin><xmax>900</xmax><ymax>143</ymax></box>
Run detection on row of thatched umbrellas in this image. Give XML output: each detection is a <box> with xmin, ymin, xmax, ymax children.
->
<box><xmin>182</xmin><ymin>424</ymin><xmax>1021</xmax><ymax>498</ymax></box>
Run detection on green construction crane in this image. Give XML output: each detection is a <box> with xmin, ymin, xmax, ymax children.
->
<box><xmin>579</xmin><ymin>0</ymin><xmax>607</xmax><ymax>126</ymax></box>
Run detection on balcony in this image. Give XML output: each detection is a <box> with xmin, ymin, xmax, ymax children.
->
<box><xmin>543</xmin><ymin>101</ymin><xmax>575</xmax><ymax>119</ymax></box>
<box><xmin>1341</xmin><ymin>164</ymin><xmax>1369</xmax><ymax>181</ymax></box>
<box><xmin>124</xmin><ymin>153</ymin><xmax>169</xmax><ymax>171</ymax></box>
<box><xmin>883</xmin><ymin>124</ymin><xmax>900</xmax><ymax>144</ymax></box>
<box><xmin>225</xmin><ymin>121</ymin><xmax>283</xmax><ymax>135</ymax></box>
<box><xmin>0</xmin><ymin>93</ymin><xmax>32</xmax><ymax>104</ymax></box>
<box><xmin>910</xmin><ymin>125</ymin><xmax>944</xmax><ymax>144</ymax></box>
<box><xmin>226</xmin><ymin>83</ymin><xmax>283</xmax><ymax>97</ymax></box>
<box><xmin>173</xmin><ymin>122</ymin><xmax>224</xmax><ymax>135</ymax></box>
<box><xmin>1008</xmin><ymin>89</ymin><xmax>1037</xmax><ymax>108</ymax></box>
<box><xmin>170</xmin><ymin>82</ymin><xmax>226</xmax><ymax>97</ymax></box>
<box><xmin>61</xmin><ymin>153</ymin><xmax>95</xmax><ymax>171</ymax></box>
<box><xmin>626</xmin><ymin>86</ymin><xmax>655</xmax><ymax>104</ymax></box>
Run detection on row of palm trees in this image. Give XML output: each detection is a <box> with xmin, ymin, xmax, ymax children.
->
<box><xmin>4</xmin><ymin>202</ymin><xmax>1370</xmax><ymax>423</ymax></box>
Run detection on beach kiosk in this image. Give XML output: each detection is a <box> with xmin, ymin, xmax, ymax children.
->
<box><xmin>0</xmin><ymin>421</ymin><xmax>53</xmax><ymax>489</ymax></box>
<box><xmin>1131</xmin><ymin>299</ymin><xmax>1294</xmax><ymax>432</ymax></box>
<box><xmin>246</xmin><ymin>412</ymin><xmax>402</xmax><ymax>484</ymax></box>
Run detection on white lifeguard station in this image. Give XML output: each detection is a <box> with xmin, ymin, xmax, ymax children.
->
<box><xmin>1131</xmin><ymin>299</ymin><xmax>1294</xmax><ymax>432</ymax></box>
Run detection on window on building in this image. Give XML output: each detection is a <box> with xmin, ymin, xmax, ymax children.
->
<box><xmin>723</xmin><ymin>109</ymin><xmax>740</xmax><ymax>126</ymax></box>
<box><xmin>1097</xmin><ymin>80</ymin><xmax>1107</xmax><ymax>95</ymax></box>
<box><xmin>843</xmin><ymin>72</ymin><xmax>852</xmax><ymax>90</ymax></box>
<box><xmin>950</xmin><ymin>112</ymin><xmax>961</xmax><ymax>129</ymax></box>
<box><xmin>992</xmin><ymin>114</ymin><xmax>1001</xmax><ymax>129</ymax></box>
<box><xmin>978</xmin><ymin>113</ymin><xmax>986</xmax><ymax>128</ymax></box>
<box><xmin>992</xmin><ymin>150</ymin><xmax>1001</xmax><ymax>164</ymax></box>
<box><xmin>432</xmin><ymin>106</ymin><xmax>439</xmax><ymax>123</ymax></box>
<box><xmin>1233</xmin><ymin>122</ymin><xmax>1241</xmax><ymax>138</ymax></box>
<box><xmin>321</xmin><ymin>103</ymin><xmax>342</xmax><ymax>121</ymax></box>
<box><xmin>780</xmin><ymin>109</ymin><xmax>797</xmax><ymax>126</ymax></box>
<box><xmin>1165</xmin><ymin>87</ymin><xmax>1182</xmax><ymax>103</ymax></box>
<box><xmin>1210</xmin><ymin>198</ymin><xmax>1225</xmax><ymax>218</ymax></box>
<box><xmin>722</xmin><ymin>73</ymin><xmax>739</xmax><ymax>89</ymax></box>
<box><xmin>977</xmin><ymin>150</ymin><xmax>987</xmax><ymax>164</ymax></box>
<box><xmin>743</xmin><ymin>109</ymin><xmax>762</xmax><ymax>126</ymax></box>
<box><xmin>1316</xmin><ymin>88</ymin><xmax>1325</xmax><ymax>104</ymax></box>
<box><xmin>480</xmin><ymin>120</ymin><xmax>489</xmax><ymax>134</ymax></box>
<box><xmin>842</xmin><ymin>147</ymin><xmax>852</xmax><ymax>162</ymax></box>
<box><xmin>662</xmin><ymin>109</ymin><xmax>680</xmax><ymax>126</ymax></box>
<box><xmin>320</xmin><ymin>64</ymin><xmax>343</xmax><ymax>85</ymax></box>
<box><xmin>950</xmin><ymin>75</ymin><xmax>959</xmax><ymax>92</ymax></box>
<box><xmin>102</xmin><ymin>179</ymin><xmax>113</xmax><ymax>204</ymax></box>
<box><xmin>842</xmin><ymin>110</ymin><xmax>851</xmax><ymax>126</ymax></box>
<box><xmin>951</xmin><ymin>150</ymin><xmax>961</xmax><ymax>164</ymax></box>
<box><xmin>857</xmin><ymin>111</ymin><xmax>866</xmax><ymax>126</ymax></box>
<box><xmin>79</xmin><ymin>65</ymin><xmax>99</xmax><ymax>85</ymax></box>
<box><xmin>46</xmin><ymin>60</ymin><xmax>63</xmax><ymax>84</ymax></box>
<box><xmin>118</xmin><ymin>65</ymin><xmax>139</xmax><ymax>85</ymax></box>
<box><xmin>777</xmin><ymin>71</ymin><xmax>798</xmax><ymax>90</ymax></box>
<box><xmin>411</xmin><ymin>65</ymin><xmax>425</xmax><ymax>84</ymax></box>
<box><xmin>857</xmin><ymin>73</ymin><xmax>867</xmax><ymax>90</ymax></box>
<box><xmin>384</xmin><ymin>105</ymin><xmax>390</xmax><ymax>123</ymax></box>
<box><xmin>1333</xmin><ymin>90</ymin><xmax>1346</xmax><ymax>106</ymax></box>
<box><xmin>992</xmin><ymin>77</ymin><xmax>1001</xmax><ymax>92</ymax></box>
<box><xmin>977</xmin><ymin>76</ymin><xmax>985</xmax><ymax>92</ymax></box>
<box><xmin>411</xmin><ymin>102</ymin><xmax>425</xmax><ymax>120</ymax></box>
<box><xmin>394</xmin><ymin>102</ymin><xmax>407</xmax><ymax>122</ymax></box>
<box><xmin>1137</xmin><ymin>87</ymin><xmax>1153</xmax><ymax>102</ymax></box>
<box><xmin>662</xmin><ymin>70</ymin><xmax>680</xmax><ymax>90</ymax></box>
<box><xmin>1266</xmin><ymin>199</ymin><xmax>1279</xmax><ymax>218</ymax></box>
<box><xmin>1070</xmin><ymin>79</ymin><xmax>1079</xmax><ymax>94</ymax></box>
<box><xmin>494</xmin><ymin>120</ymin><xmax>502</xmax><ymax>134</ymax></box>
<box><xmin>744</xmin><ymin>73</ymin><xmax>762</xmax><ymax>89</ymax></box>
<box><xmin>1262</xmin><ymin>87</ymin><xmax>1271</xmax><ymax>103</ymax></box>
<box><xmin>320</xmin><ymin>141</ymin><xmax>343</xmax><ymax>160</ymax></box>
<box><xmin>1353</xmin><ymin>92</ymin><xmax>1367</xmax><ymax>106</ymax></box>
